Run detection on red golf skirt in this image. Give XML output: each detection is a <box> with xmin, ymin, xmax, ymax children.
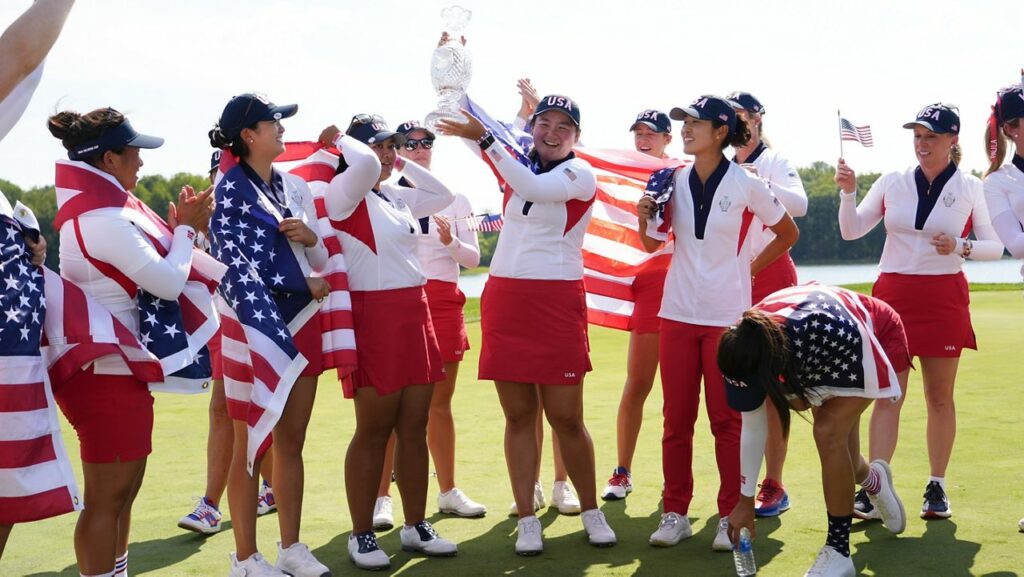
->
<box><xmin>872</xmin><ymin>272</ymin><xmax>976</xmax><ymax>358</ymax></box>
<box><xmin>479</xmin><ymin>276</ymin><xmax>591</xmax><ymax>385</ymax></box>
<box><xmin>859</xmin><ymin>294</ymin><xmax>913</xmax><ymax>374</ymax></box>
<box><xmin>53</xmin><ymin>363</ymin><xmax>154</xmax><ymax>463</ymax></box>
<box><xmin>630</xmin><ymin>268</ymin><xmax>667</xmax><ymax>334</ymax></box>
<box><xmin>752</xmin><ymin>252</ymin><xmax>798</xmax><ymax>305</ymax></box>
<box><xmin>343</xmin><ymin>286</ymin><xmax>444</xmax><ymax>398</ymax></box>
<box><xmin>424</xmin><ymin>279</ymin><xmax>470</xmax><ymax>363</ymax></box>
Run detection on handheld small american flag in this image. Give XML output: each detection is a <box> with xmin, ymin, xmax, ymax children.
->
<box><xmin>464</xmin><ymin>95</ymin><xmax>686</xmax><ymax>331</ymax></box>
<box><xmin>0</xmin><ymin>194</ymin><xmax>81</xmax><ymax>524</ymax></box>
<box><xmin>840</xmin><ymin>118</ymin><xmax>874</xmax><ymax>147</ymax></box>
<box><xmin>469</xmin><ymin>213</ymin><xmax>504</xmax><ymax>232</ymax></box>
<box><xmin>756</xmin><ymin>284</ymin><xmax>900</xmax><ymax>402</ymax></box>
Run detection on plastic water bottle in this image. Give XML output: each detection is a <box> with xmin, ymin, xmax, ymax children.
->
<box><xmin>733</xmin><ymin>527</ymin><xmax>757</xmax><ymax>576</ymax></box>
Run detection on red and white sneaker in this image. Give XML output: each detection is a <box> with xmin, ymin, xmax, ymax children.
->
<box><xmin>754</xmin><ymin>478</ymin><xmax>791</xmax><ymax>517</ymax></box>
<box><xmin>257</xmin><ymin>480</ymin><xmax>277</xmax><ymax>516</ymax></box>
<box><xmin>601</xmin><ymin>467</ymin><xmax>633</xmax><ymax>501</ymax></box>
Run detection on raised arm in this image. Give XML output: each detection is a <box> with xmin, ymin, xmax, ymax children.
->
<box><xmin>0</xmin><ymin>0</ymin><xmax>75</xmax><ymax>101</ymax></box>
<box><xmin>323</xmin><ymin>133</ymin><xmax>381</xmax><ymax>220</ymax></box>
<box><xmin>484</xmin><ymin>142</ymin><xmax>597</xmax><ymax>203</ymax></box>
<box><xmin>836</xmin><ymin>159</ymin><xmax>884</xmax><ymax>240</ymax></box>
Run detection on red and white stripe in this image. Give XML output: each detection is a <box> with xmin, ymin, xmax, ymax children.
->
<box><xmin>574</xmin><ymin>147</ymin><xmax>686</xmax><ymax>330</ymax></box>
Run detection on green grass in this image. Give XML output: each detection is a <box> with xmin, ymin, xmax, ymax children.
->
<box><xmin>5</xmin><ymin>292</ymin><xmax>1024</xmax><ymax>576</ymax></box>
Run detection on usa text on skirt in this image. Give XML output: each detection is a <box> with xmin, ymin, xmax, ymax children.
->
<box><xmin>424</xmin><ymin>279</ymin><xmax>470</xmax><ymax>363</ymax></box>
<box><xmin>872</xmin><ymin>271</ymin><xmax>976</xmax><ymax>357</ymax></box>
<box><xmin>479</xmin><ymin>276</ymin><xmax>592</xmax><ymax>385</ymax></box>
<box><xmin>343</xmin><ymin>286</ymin><xmax>444</xmax><ymax>398</ymax></box>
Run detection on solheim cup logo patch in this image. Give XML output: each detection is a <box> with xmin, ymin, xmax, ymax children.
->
<box><xmin>719</xmin><ymin>196</ymin><xmax>731</xmax><ymax>212</ymax></box>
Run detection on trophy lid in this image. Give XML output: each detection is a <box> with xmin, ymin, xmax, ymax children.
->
<box><xmin>440</xmin><ymin>5</ymin><xmax>472</xmax><ymax>34</ymax></box>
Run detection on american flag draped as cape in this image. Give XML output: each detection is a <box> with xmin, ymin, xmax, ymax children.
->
<box><xmin>756</xmin><ymin>284</ymin><xmax>901</xmax><ymax>402</ymax></box>
<box><xmin>461</xmin><ymin>95</ymin><xmax>686</xmax><ymax>330</ymax></box>
<box><xmin>53</xmin><ymin>160</ymin><xmax>225</xmax><ymax>393</ymax></box>
<box><xmin>0</xmin><ymin>194</ymin><xmax>166</xmax><ymax>524</ymax></box>
<box><xmin>211</xmin><ymin>151</ymin><xmax>355</xmax><ymax>474</ymax></box>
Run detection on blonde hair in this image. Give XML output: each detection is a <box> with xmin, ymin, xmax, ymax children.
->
<box><xmin>985</xmin><ymin>118</ymin><xmax>1020</xmax><ymax>177</ymax></box>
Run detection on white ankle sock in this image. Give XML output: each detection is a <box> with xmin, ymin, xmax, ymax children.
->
<box><xmin>114</xmin><ymin>551</ymin><xmax>128</xmax><ymax>577</ymax></box>
<box><xmin>929</xmin><ymin>476</ymin><xmax>946</xmax><ymax>490</ymax></box>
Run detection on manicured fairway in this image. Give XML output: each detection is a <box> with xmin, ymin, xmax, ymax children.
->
<box><xmin>5</xmin><ymin>290</ymin><xmax>1024</xmax><ymax>576</ymax></box>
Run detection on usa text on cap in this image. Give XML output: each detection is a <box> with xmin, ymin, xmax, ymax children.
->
<box><xmin>396</xmin><ymin>120</ymin><xmax>436</xmax><ymax>139</ymax></box>
<box><xmin>531</xmin><ymin>95</ymin><xmax>581</xmax><ymax>127</ymax></box>
<box><xmin>67</xmin><ymin>116</ymin><xmax>164</xmax><ymax>161</ymax></box>
<box><xmin>726</xmin><ymin>91</ymin><xmax>765</xmax><ymax>115</ymax></box>
<box><xmin>903</xmin><ymin>103</ymin><xmax>960</xmax><ymax>134</ymax></box>
<box><xmin>629</xmin><ymin>109</ymin><xmax>671</xmax><ymax>133</ymax></box>
<box><xmin>670</xmin><ymin>95</ymin><xmax>737</xmax><ymax>133</ymax></box>
<box><xmin>346</xmin><ymin>114</ymin><xmax>407</xmax><ymax>146</ymax></box>
<box><xmin>217</xmin><ymin>93</ymin><xmax>298</xmax><ymax>141</ymax></box>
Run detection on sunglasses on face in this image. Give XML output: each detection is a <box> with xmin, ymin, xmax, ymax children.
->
<box><xmin>404</xmin><ymin>138</ymin><xmax>434</xmax><ymax>151</ymax></box>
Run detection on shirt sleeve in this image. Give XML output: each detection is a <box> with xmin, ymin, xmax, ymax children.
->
<box><xmin>324</xmin><ymin>135</ymin><xmax>380</xmax><ymax>221</ymax></box>
<box><xmin>746</xmin><ymin>173</ymin><xmax>787</xmax><ymax>227</ymax></box>
<box><xmin>297</xmin><ymin>180</ymin><xmax>328</xmax><ymax>272</ymax></box>
<box><xmin>984</xmin><ymin>177</ymin><xmax>1024</xmax><ymax>258</ymax></box>
<box><xmin>392</xmin><ymin>159</ymin><xmax>455</xmax><ymax>219</ymax></box>
<box><xmin>0</xmin><ymin>62</ymin><xmax>42</xmax><ymax>142</ymax></box>
<box><xmin>740</xmin><ymin>402</ymin><xmax>768</xmax><ymax>498</ymax></box>
<box><xmin>765</xmin><ymin>156</ymin><xmax>807</xmax><ymax>217</ymax></box>
<box><xmin>484</xmin><ymin>144</ymin><xmax>597</xmax><ymax>203</ymax></box>
<box><xmin>838</xmin><ymin>174</ymin><xmax>886</xmax><ymax>240</ymax></box>
<box><xmin>961</xmin><ymin>183</ymin><xmax>1005</xmax><ymax>261</ymax></box>
<box><xmin>79</xmin><ymin>215</ymin><xmax>194</xmax><ymax>301</ymax></box>
<box><xmin>445</xmin><ymin>195</ymin><xmax>481</xmax><ymax>268</ymax></box>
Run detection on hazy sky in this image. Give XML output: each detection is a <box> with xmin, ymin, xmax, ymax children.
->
<box><xmin>1</xmin><ymin>0</ymin><xmax>1020</xmax><ymax>212</ymax></box>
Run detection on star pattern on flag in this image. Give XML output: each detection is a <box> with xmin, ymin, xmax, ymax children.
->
<box><xmin>0</xmin><ymin>216</ymin><xmax>44</xmax><ymax>355</ymax></box>
<box><xmin>783</xmin><ymin>291</ymin><xmax>865</xmax><ymax>387</ymax></box>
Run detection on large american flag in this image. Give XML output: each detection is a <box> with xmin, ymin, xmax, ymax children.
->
<box><xmin>53</xmin><ymin>160</ymin><xmax>224</xmax><ymax>393</ymax></box>
<box><xmin>462</xmin><ymin>95</ymin><xmax>686</xmax><ymax>330</ymax></box>
<box><xmin>840</xmin><ymin>118</ymin><xmax>874</xmax><ymax>147</ymax></box>
<box><xmin>755</xmin><ymin>284</ymin><xmax>900</xmax><ymax>401</ymax></box>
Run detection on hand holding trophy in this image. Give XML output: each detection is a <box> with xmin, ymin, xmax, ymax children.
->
<box><xmin>424</xmin><ymin>6</ymin><xmax>473</xmax><ymax>131</ymax></box>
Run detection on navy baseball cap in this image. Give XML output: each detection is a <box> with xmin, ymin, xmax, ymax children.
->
<box><xmin>217</xmin><ymin>93</ymin><xmax>298</xmax><ymax>141</ymax></box>
<box><xmin>67</xmin><ymin>115</ymin><xmax>163</xmax><ymax>161</ymax></box>
<box><xmin>903</xmin><ymin>103</ymin><xmax>960</xmax><ymax>134</ymax></box>
<box><xmin>531</xmin><ymin>95</ymin><xmax>581</xmax><ymax>127</ymax></box>
<box><xmin>670</xmin><ymin>95</ymin><xmax>737</xmax><ymax>133</ymax></box>
<box><xmin>396</xmin><ymin>120</ymin><xmax>436</xmax><ymax>139</ymax></box>
<box><xmin>346</xmin><ymin>114</ymin><xmax>407</xmax><ymax>146</ymax></box>
<box><xmin>995</xmin><ymin>86</ymin><xmax>1024</xmax><ymax>125</ymax></box>
<box><xmin>724</xmin><ymin>375</ymin><xmax>767</xmax><ymax>412</ymax></box>
<box><xmin>629</xmin><ymin>109</ymin><xmax>671</xmax><ymax>133</ymax></box>
<box><xmin>726</xmin><ymin>91</ymin><xmax>765</xmax><ymax>115</ymax></box>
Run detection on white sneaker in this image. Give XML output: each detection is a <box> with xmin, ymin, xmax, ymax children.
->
<box><xmin>399</xmin><ymin>520</ymin><xmax>458</xmax><ymax>557</ymax></box>
<box><xmin>347</xmin><ymin>532</ymin><xmax>390</xmax><ymax>571</ymax></box>
<box><xmin>508</xmin><ymin>481</ymin><xmax>546</xmax><ymax>516</ymax></box>
<box><xmin>866</xmin><ymin>460</ymin><xmax>905</xmax><ymax>534</ymax></box>
<box><xmin>229</xmin><ymin>552</ymin><xmax>287</xmax><ymax>577</ymax></box>
<box><xmin>648</xmin><ymin>512</ymin><xmax>692</xmax><ymax>546</ymax></box>
<box><xmin>179</xmin><ymin>497</ymin><xmax>222</xmax><ymax>534</ymax></box>
<box><xmin>437</xmin><ymin>488</ymin><xmax>487</xmax><ymax>518</ymax></box>
<box><xmin>257</xmin><ymin>480</ymin><xmax>277</xmax><ymax>516</ymax></box>
<box><xmin>1018</xmin><ymin>517</ymin><xmax>1024</xmax><ymax>532</ymax></box>
<box><xmin>372</xmin><ymin>496</ymin><xmax>394</xmax><ymax>531</ymax></box>
<box><xmin>515</xmin><ymin>516</ymin><xmax>543</xmax><ymax>556</ymax></box>
<box><xmin>275</xmin><ymin>542</ymin><xmax>331</xmax><ymax>577</ymax></box>
<box><xmin>804</xmin><ymin>545</ymin><xmax>855</xmax><ymax>577</ymax></box>
<box><xmin>581</xmin><ymin>509</ymin><xmax>616</xmax><ymax>547</ymax></box>
<box><xmin>551</xmin><ymin>481</ymin><xmax>581</xmax><ymax>515</ymax></box>
<box><xmin>712</xmin><ymin>516</ymin><xmax>732</xmax><ymax>551</ymax></box>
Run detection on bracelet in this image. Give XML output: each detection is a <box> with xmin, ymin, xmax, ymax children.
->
<box><xmin>961</xmin><ymin>239</ymin><xmax>972</xmax><ymax>258</ymax></box>
<box><xmin>477</xmin><ymin>131</ymin><xmax>495</xmax><ymax>150</ymax></box>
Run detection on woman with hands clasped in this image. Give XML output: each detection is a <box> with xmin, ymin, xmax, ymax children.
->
<box><xmin>835</xmin><ymin>103</ymin><xmax>1004</xmax><ymax>523</ymax></box>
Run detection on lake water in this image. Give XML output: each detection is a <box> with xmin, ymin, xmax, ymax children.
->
<box><xmin>457</xmin><ymin>259</ymin><xmax>1023</xmax><ymax>298</ymax></box>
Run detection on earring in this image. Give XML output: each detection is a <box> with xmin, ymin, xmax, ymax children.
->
<box><xmin>248</xmin><ymin>139</ymin><xmax>254</xmax><ymax>144</ymax></box>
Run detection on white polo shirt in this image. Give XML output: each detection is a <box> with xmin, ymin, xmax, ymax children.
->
<box><xmin>414</xmin><ymin>193</ymin><xmax>481</xmax><ymax>283</ymax></box>
<box><xmin>484</xmin><ymin>142</ymin><xmax>597</xmax><ymax>280</ymax></box>
<box><xmin>652</xmin><ymin>158</ymin><xmax>787</xmax><ymax>326</ymax></box>
<box><xmin>839</xmin><ymin>164</ymin><xmax>1004</xmax><ymax>274</ymax></box>
<box><xmin>324</xmin><ymin>135</ymin><xmax>455</xmax><ymax>291</ymax></box>
<box><xmin>983</xmin><ymin>158</ymin><xmax>1024</xmax><ymax>259</ymax></box>
<box><xmin>737</xmin><ymin>144</ymin><xmax>808</xmax><ymax>256</ymax></box>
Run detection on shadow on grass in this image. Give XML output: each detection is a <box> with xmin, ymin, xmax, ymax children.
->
<box><xmin>853</xmin><ymin>519</ymin><xmax>1018</xmax><ymax>577</ymax></box>
<box><xmin>22</xmin><ymin>522</ymin><xmax>232</xmax><ymax>576</ymax></box>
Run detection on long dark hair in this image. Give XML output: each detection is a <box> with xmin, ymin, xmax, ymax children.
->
<box><xmin>718</xmin><ymin>310</ymin><xmax>808</xmax><ymax>435</ymax></box>
<box><xmin>712</xmin><ymin>115</ymin><xmax>752</xmax><ymax>150</ymax></box>
<box><xmin>208</xmin><ymin>124</ymin><xmax>250</xmax><ymax>159</ymax></box>
<box><xmin>47</xmin><ymin>107</ymin><xmax>126</xmax><ymax>164</ymax></box>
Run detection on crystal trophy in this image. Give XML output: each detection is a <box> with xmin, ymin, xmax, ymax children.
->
<box><xmin>424</xmin><ymin>6</ymin><xmax>473</xmax><ymax>131</ymax></box>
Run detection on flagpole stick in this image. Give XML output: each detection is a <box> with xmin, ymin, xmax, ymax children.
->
<box><xmin>837</xmin><ymin>109</ymin><xmax>845</xmax><ymax>159</ymax></box>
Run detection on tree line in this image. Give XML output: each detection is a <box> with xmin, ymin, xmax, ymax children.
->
<box><xmin>1</xmin><ymin>162</ymin><xmax>901</xmax><ymax>271</ymax></box>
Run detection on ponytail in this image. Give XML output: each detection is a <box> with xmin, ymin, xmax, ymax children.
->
<box><xmin>209</xmin><ymin>125</ymin><xmax>249</xmax><ymax>158</ymax></box>
<box><xmin>950</xmin><ymin>142</ymin><xmax>962</xmax><ymax>166</ymax></box>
